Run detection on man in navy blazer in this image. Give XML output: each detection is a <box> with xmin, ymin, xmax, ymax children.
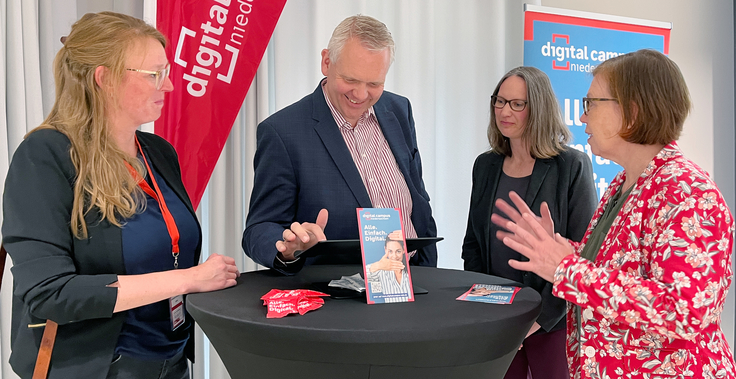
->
<box><xmin>242</xmin><ymin>15</ymin><xmax>437</xmax><ymax>274</ymax></box>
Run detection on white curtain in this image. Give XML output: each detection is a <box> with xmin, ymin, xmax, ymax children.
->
<box><xmin>193</xmin><ymin>1</ymin><xmax>530</xmax><ymax>377</ymax></box>
<box><xmin>0</xmin><ymin>0</ymin><xmax>530</xmax><ymax>378</ymax></box>
<box><xmin>268</xmin><ymin>0</ymin><xmax>532</xmax><ymax>270</ymax></box>
<box><xmin>1</xmin><ymin>1</ymin><xmax>73</xmax><ymax>378</ymax></box>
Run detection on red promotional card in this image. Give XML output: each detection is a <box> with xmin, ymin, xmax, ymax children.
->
<box><xmin>261</xmin><ymin>289</ymin><xmax>328</xmax><ymax>318</ymax></box>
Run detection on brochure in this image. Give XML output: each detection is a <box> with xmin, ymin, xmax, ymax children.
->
<box><xmin>456</xmin><ymin>284</ymin><xmax>520</xmax><ymax>304</ymax></box>
<box><xmin>357</xmin><ymin>208</ymin><xmax>414</xmax><ymax>304</ymax></box>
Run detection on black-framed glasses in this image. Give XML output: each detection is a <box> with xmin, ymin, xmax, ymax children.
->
<box><xmin>491</xmin><ymin>96</ymin><xmax>528</xmax><ymax>112</ymax></box>
<box><xmin>126</xmin><ymin>63</ymin><xmax>171</xmax><ymax>90</ymax></box>
<box><xmin>582</xmin><ymin>97</ymin><xmax>617</xmax><ymax>115</ymax></box>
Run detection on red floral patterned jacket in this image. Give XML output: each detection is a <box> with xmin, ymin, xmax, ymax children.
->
<box><xmin>553</xmin><ymin>142</ymin><xmax>735</xmax><ymax>379</ymax></box>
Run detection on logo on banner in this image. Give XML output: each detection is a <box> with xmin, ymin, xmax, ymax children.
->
<box><xmin>524</xmin><ymin>6</ymin><xmax>670</xmax><ymax>200</ymax></box>
<box><xmin>156</xmin><ymin>0</ymin><xmax>286</xmax><ymax>208</ymax></box>
<box><xmin>173</xmin><ymin>2</ymin><xmax>249</xmax><ymax>97</ymax></box>
<box><xmin>540</xmin><ymin>33</ymin><xmax>625</xmax><ymax>73</ymax></box>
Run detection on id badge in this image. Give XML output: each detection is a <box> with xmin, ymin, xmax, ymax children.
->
<box><xmin>169</xmin><ymin>295</ymin><xmax>185</xmax><ymax>331</ymax></box>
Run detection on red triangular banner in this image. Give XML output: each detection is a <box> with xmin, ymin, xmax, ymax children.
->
<box><xmin>156</xmin><ymin>0</ymin><xmax>287</xmax><ymax>208</ymax></box>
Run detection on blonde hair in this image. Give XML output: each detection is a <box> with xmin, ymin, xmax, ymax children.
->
<box><xmin>31</xmin><ymin>11</ymin><xmax>166</xmax><ymax>239</ymax></box>
<box><xmin>488</xmin><ymin>67</ymin><xmax>571</xmax><ymax>158</ymax></box>
<box><xmin>327</xmin><ymin>15</ymin><xmax>395</xmax><ymax>65</ymax></box>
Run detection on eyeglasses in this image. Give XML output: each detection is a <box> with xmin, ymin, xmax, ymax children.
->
<box><xmin>582</xmin><ymin>97</ymin><xmax>617</xmax><ymax>115</ymax></box>
<box><xmin>126</xmin><ymin>63</ymin><xmax>170</xmax><ymax>90</ymax></box>
<box><xmin>491</xmin><ymin>96</ymin><xmax>528</xmax><ymax>112</ymax></box>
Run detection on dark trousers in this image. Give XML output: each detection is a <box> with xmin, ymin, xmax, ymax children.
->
<box><xmin>106</xmin><ymin>350</ymin><xmax>190</xmax><ymax>379</ymax></box>
<box><xmin>503</xmin><ymin>328</ymin><xmax>568</xmax><ymax>379</ymax></box>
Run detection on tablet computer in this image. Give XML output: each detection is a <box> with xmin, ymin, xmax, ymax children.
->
<box><xmin>294</xmin><ymin>237</ymin><xmax>444</xmax><ymax>259</ymax></box>
<box><xmin>310</xmin><ymin>281</ymin><xmax>430</xmax><ymax>299</ymax></box>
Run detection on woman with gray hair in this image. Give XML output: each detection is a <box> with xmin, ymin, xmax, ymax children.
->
<box><xmin>462</xmin><ymin>66</ymin><xmax>596</xmax><ymax>379</ymax></box>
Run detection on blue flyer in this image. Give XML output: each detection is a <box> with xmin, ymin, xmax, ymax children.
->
<box><xmin>456</xmin><ymin>284</ymin><xmax>520</xmax><ymax>304</ymax></box>
<box><xmin>357</xmin><ymin>208</ymin><xmax>414</xmax><ymax>304</ymax></box>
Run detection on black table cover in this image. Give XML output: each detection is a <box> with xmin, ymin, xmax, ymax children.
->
<box><xmin>187</xmin><ymin>265</ymin><xmax>541</xmax><ymax>379</ymax></box>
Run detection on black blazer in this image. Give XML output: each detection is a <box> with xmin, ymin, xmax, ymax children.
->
<box><xmin>243</xmin><ymin>81</ymin><xmax>437</xmax><ymax>271</ymax></box>
<box><xmin>2</xmin><ymin>129</ymin><xmax>201</xmax><ymax>379</ymax></box>
<box><xmin>462</xmin><ymin>148</ymin><xmax>597</xmax><ymax>332</ymax></box>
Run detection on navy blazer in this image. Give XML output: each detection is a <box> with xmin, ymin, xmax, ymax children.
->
<box><xmin>243</xmin><ymin>82</ymin><xmax>437</xmax><ymax>271</ymax></box>
<box><xmin>3</xmin><ymin>129</ymin><xmax>201</xmax><ymax>379</ymax></box>
<box><xmin>462</xmin><ymin>148</ymin><xmax>597</xmax><ymax>332</ymax></box>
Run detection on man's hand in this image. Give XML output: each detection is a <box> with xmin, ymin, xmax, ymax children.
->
<box><xmin>276</xmin><ymin>209</ymin><xmax>329</xmax><ymax>261</ymax></box>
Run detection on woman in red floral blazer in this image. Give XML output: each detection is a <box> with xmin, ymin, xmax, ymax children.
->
<box><xmin>492</xmin><ymin>49</ymin><xmax>735</xmax><ymax>378</ymax></box>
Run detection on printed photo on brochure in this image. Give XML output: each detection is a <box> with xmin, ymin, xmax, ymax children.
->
<box><xmin>358</xmin><ymin>208</ymin><xmax>414</xmax><ymax>304</ymax></box>
<box><xmin>456</xmin><ymin>284</ymin><xmax>520</xmax><ymax>304</ymax></box>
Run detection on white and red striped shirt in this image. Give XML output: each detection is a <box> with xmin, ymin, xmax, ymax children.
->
<box><xmin>322</xmin><ymin>85</ymin><xmax>418</xmax><ymax>250</ymax></box>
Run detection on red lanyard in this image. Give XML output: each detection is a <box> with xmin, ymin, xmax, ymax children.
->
<box><xmin>125</xmin><ymin>136</ymin><xmax>181</xmax><ymax>269</ymax></box>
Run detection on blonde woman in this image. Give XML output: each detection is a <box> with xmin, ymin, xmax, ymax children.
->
<box><xmin>3</xmin><ymin>12</ymin><xmax>239</xmax><ymax>378</ymax></box>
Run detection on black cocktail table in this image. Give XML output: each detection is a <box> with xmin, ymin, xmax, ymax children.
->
<box><xmin>187</xmin><ymin>265</ymin><xmax>541</xmax><ymax>379</ymax></box>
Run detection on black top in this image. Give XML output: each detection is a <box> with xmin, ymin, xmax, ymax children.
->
<box><xmin>489</xmin><ymin>172</ymin><xmax>531</xmax><ymax>283</ymax></box>
<box><xmin>3</xmin><ymin>129</ymin><xmax>201</xmax><ymax>379</ymax></box>
<box><xmin>117</xmin><ymin>151</ymin><xmax>200</xmax><ymax>359</ymax></box>
<box><xmin>580</xmin><ymin>184</ymin><xmax>633</xmax><ymax>262</ymax></box>
<box><xmin>462</xmin><ymin>148</ymin><xmax>597</xmax><ymax>332</ymax></box>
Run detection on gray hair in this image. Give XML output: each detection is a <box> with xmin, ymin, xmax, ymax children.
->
<box><xmin>327</xmin><ymin>15</ymin><xmax>395</xmax><ymax>65</ymax></box>
<box><xmin>487</xmin><ymin>66</ymin><xmax>571</xmax><ymax>158</ymax></box>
